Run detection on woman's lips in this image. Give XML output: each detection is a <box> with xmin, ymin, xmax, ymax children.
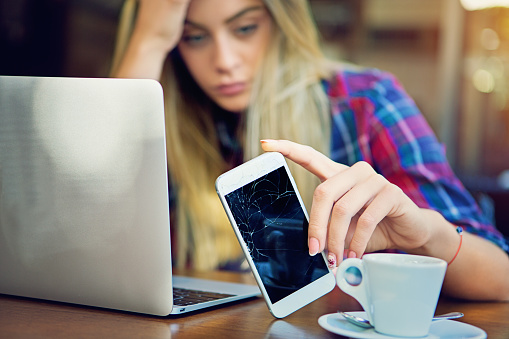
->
<box><xmin>216</xmin><ymin>82</ymin><xmax>246</xmax><ymax>96</ymax></box>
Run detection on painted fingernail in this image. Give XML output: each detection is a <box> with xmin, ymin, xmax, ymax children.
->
<box><xmin>328</xmin><ymin>253</ymin><xmax>337</xmax><ymax>268</ymax></box>
<box><xmin>308</xmin><ymin>237</ymin><xmax>319</xmax><ymax>256</ymax></box>
<box><xmin>348</xmin><ymin>250</ymin><xmax>357</xmax><ymax>259</ymax></box>
<box><xmin>260</xmin><ymin>139</ymin><xmax>275</xmax><ymax>144</ymax></box>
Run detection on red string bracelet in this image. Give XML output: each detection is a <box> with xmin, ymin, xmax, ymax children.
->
<box><xmin>448</xmin><ymin>226</ymin><xmax>463</xmax><ymax>265</ymax></box>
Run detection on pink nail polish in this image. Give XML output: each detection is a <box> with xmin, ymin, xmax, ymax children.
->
<box><xmin>348</xmin><ymin>250</ymin><xmax>357</xmax><ymax>259</ymax></box>
<box><xmin>328</xmin><ymin>254</ymin><xmax>337</xmax><ymax>268</ymax></box>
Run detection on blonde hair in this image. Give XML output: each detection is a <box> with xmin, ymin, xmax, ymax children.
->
<box><xmin>112</xmin><ymin>0</ymin><xmax>332</xmax><ymax>270</ymax></box>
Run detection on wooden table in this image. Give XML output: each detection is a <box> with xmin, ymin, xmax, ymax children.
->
<box><xmin>1</xmin><ymin>270</ymin><xmax>508</xmax><ymax>338</ymax></box>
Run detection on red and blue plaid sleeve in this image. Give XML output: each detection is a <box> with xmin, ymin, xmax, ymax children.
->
<box><xmin>326</xmin><ymin>67</ymin><xmax>508</xmax><ymax>253</ymax></box>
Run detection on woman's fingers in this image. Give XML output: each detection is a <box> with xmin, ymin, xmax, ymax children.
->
<box><xmin>260</xmin><ymin>139</ymin><xmax>414</xmax><ymax>266</ymax></box>
<box><xmin>341</xmin><ymin>179</ymin><xmax>399</xmax><ymax>258</ymax></box>
<box><xmin>260</xmin><ymin>139</ymin><xmax>348</xmax><ymax>257</ymax></box>
<box><xmin>260</xmin><ymin>139</ymin><xmax>346</xmax><ymax>181</ymax></box>
<box><xmin>315</xmin><ymin>161</ymin><xmax>384</xmax><ymax>266</ymax></box>
<box><xmin>260</xmin><ymin>140</ymin><xmax>381</xmax><ymax>261</ymax></box>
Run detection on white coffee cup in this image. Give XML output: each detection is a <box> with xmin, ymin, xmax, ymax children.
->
<box><xmin>336</xmin><ymin>253</ymin><xmax>447</xmax><ymax>337</ymax></box>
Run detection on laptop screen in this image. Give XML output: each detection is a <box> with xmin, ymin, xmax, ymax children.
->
<box><xmin>0</xmin><ymin>76</ymin><xmax>174</xmax><ymax>315</ymax></box>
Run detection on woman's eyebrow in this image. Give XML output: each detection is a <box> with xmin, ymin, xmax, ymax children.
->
<box><xmin>184</xmin><ymin>6</ymin><xmax>264</xmax><ymax>29</ymax></box>
<box><xmin>225</xmin><ymin>6</ymin><xmax>264</xmax><ymax>24</ymax></box>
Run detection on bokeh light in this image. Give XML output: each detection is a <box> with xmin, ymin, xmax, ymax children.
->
<box><xmin>481</xmin><ymin>28</ymin><xmax>500</xmax><ymax>50</ymax></box>
<box><xmin>472</xmin><ymin>69</ymin><xmax>496</xmax><ymax>93</ymax></box>
<box><xmin>460</xmin><ymin>0</ymin><xmax>509</xmax><ymax>11</ymax></box>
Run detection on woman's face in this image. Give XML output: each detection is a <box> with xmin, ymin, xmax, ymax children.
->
<box><xmin>178</xmin><ymin>0</ymin><xmax>272</xmax><ymax>113</ymax></box>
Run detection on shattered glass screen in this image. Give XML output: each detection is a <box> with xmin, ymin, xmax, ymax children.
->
<box><xmin>225</xmin><ymin>166</ymin><xmax>329</xmax><ymax>304</ymax></box>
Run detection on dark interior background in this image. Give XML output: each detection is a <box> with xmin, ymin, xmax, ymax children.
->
<box><xmin>1</xmin><ymin>0</ymin><xmax>508</xmax><ymax>236</ymax></box>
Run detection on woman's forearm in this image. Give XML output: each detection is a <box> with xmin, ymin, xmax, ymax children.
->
<box><xmin>410</xmin><ymin>209</ymin><xmax>509</xmax><ymax>301</ymax></box>
<box><xmin>442</xmin><ymin>232</ymin><xmax>509</xmax><ymax>301</ymax></box>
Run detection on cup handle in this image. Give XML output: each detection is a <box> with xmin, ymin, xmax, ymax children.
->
<box><xmin>336</xmin><ymin>258</ymin><xmax>372</xmax><ymax>323</ymax></box>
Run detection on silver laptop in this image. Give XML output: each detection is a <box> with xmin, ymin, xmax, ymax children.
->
<box><xmin>0</xmin><ymin>75</ymin><xmax>260</xmax><ymax>316</ymax></box>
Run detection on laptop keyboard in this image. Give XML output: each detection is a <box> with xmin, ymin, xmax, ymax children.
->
<box><xmin>173</xmin><ymin>287</ymin><xmax>235</xmax><ymax>306</ymax></box>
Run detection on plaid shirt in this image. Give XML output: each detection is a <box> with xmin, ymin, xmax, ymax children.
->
<box><xmin>325</xmin><ymin>67</ymin><xmax>509</xmax><ymax>253</ymax></box>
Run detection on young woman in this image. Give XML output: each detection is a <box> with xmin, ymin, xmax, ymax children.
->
<box><xmin>111</xmin><ymin>0</ymin><xmax>509</xmax><ymax>300</ymax></box>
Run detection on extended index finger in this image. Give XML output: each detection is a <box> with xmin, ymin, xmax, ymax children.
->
<box><xmin>260</xmin><ymin>139</ymin><xmax>346</xmax><ymax>181</ymax></box>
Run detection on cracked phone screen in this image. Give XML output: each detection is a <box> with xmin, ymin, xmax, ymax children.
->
<box><xmin>225</xmin><ymin>165</ymin><xmax>329</xmax><ymax>304</ymax></box>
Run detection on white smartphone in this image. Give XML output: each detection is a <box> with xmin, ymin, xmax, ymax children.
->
<box><xmin>216</xmin><ymin>152</ymin><xmax>336</xmax><ymax>318</ymax></box>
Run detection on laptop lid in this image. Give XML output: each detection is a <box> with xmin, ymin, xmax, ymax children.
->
<box><xmin>0</xmin><ymin>76</ymin><xmax>258</xmax><ymax>316</ymax></box>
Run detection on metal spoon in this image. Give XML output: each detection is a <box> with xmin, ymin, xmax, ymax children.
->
<box><xmin>338</xmin><ymin>311</ymin><xmax>464</xmax><ymax>329</ymax></box>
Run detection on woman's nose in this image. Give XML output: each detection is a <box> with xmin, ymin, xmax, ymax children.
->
<box><xmin>213</xmin><ymin>36</ymin><xmax>240</xmax><ymax>74</ymax></box>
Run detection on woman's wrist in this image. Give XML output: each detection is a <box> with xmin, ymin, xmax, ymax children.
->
<box><xmin>114</xmin><ymin>32</ymin><xmax>169</xmax><ymax>79</ymax></box>
<box><xmin>133</xmin><ymin>26</ymin><xmax>175</xmax><ymax>56</ymax></box>
<box><xmin>407</xmin><ymin>209</ymin><xmax>460</xmax><ymax>263</ymax></box>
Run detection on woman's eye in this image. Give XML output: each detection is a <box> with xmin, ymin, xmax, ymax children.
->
<box><xmin>182</xmin><ymin>33</ymin><xmax>207</xmax><ymax>46</ymax></box>
<box><xmin>235</xmin><ymin>24</ymin><xmax>257</xmax><ymax>36</ymax></box>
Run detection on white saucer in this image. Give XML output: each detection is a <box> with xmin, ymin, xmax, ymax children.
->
<box><xmin>318</xmin><ymin>312</ymin><xmax>487</xmax><ymax>339</ymax></box>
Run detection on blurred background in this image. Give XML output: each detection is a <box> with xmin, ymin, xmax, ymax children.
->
<box><xmin>1</xmin><ymin>0</ymin><xmax>508</xmax><ymax>231</ymax></box>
